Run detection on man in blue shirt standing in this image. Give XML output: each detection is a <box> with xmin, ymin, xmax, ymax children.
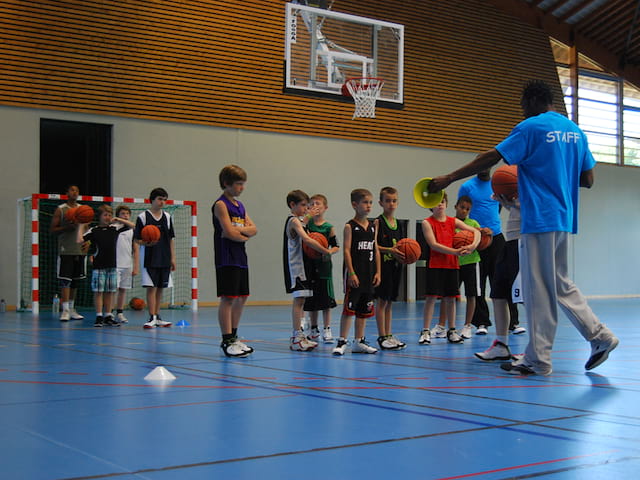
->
<box><xmin>429</xmin><ymin>80</ymin><xmax>618</xmax><ymax>375</ymax></box>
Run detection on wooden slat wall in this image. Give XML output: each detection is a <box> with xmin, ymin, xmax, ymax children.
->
<box><xmin>0</xmin><ymin>0</ymin><xmax>564</xmax><ymax>152</ymax></box>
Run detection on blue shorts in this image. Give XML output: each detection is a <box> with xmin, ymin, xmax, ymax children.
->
<box><xmin>91</xmin><ymin>268</ymin><xmax>118</xmax><ymax>293</ymax></box>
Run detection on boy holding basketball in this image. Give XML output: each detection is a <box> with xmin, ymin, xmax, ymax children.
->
<box><xmin>332</xmin><ymin>189</ymin><xmax>381</xmax><ymax>355</ymax></box>
<box><xmin>77</xmin><ymin>205</ymin><xmax>130</xmax><ymax>327</ymax></box>
<box><xmin>419</xmin><ymin>193</ymin><xmax>479</xmax><ymax>345</ymax></box>
<box><xmin>134</xmin><ymin>187</ymin><xmax>175</xmax><ymax>329</ymax></box>
<box><xmin>213</xmin><ymin>165</ymin><xmax>257</xmax><ymax>357</ymax></box>
<box><xmin>284</xmin><ymin>190</ymin><xmax>339</xmax><ymax>351</ymax></box>
<box><xmin>303</xmin><ymin>194</ymin><xmax>339</xmax><ymax>343</ymax></box>
<box><xmin>50</xmin><ymin>184</ymin><xmax>88</xmax><ymax>321</ymax></box>
<box><xmin>374</xmin><ymin>186</ymin><xmax>407</xmax><ymax>350</ymax></box>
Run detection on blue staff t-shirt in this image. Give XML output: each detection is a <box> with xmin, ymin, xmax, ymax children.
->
<box><xmin>495</xmin><ymin>111</ymin><xmax>595</xmax><ymax>234</ymax></box>
<box><xmin>458</xmin><ymin>177</ymin><xmax>502</xmax><ymax>235</ymax></box>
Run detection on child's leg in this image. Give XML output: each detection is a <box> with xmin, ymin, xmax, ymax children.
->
<box><xmin>154</xmin><ymin>288</ymin><xmax>164</xmax><ymax>315</ymax></box>
<box><xmin>354</xmin><ymin>316</ymin><xmax>366</xmax><ymax>340</ymax></box>
<box><xmin>94</xmin><ymin>291</ymin><xmax>104</xmax><ymax>315</ymax></box>
<box><xmin>116</xmin><ymin>288</ymin><xmax>126</xmax><ymax>311</ymax></box>
<box><xmin>465</xmin><ymin>296</ymin><xmax>476</xmax><ymax>326</ymax></box>
<box><xmin>146</xmin><ymin>287</ymin><xmax>157</xmax><ymax>316</ymax></box>
<box><xmin>339</xmin><ymin>312</ymin><xmax>353</xmax><ymax>339</ymax></box>
<box><xmin>103</xmin><ymin>292</ymin><xmax>114</xmax><ymax>315</ymax></box>
<box><xmin>491</xmin><ymin>298</ymin><xmax>510</xmax><ymax>344</ymax></box>
<box><xmin>443</xmin><ymin>297</ymin><xmax>456</xmax><ymax>329</ymax></box>
<box><xmin>376</xmin><ymin>299</ymin><xmax>389</xmax><ymax>336</ymax></box>
<box><xmin>292</xmin><ymin>297</ymin><xmax>305</xmax><ymax>331</ymax></box>
<box><xmin>321</xmin><ymin>309</ymin><xmax>331</xmax><ymax>328</ymax></box>
<box><xmin>218</xmin><ymin>296</ymin><xmax>234</xmax><ymax>335</ymax></box>
<box><xmin>231</xmin><ymin>296</ymin><xmax>247</xmax><ymax>331</ymax></box>
<box><xmin>423</xmin><ymin>297</ymin><xmax>437</xmax><ymax>329</ymax></box>
<box><xmin>309</xmin><ymin>310</ymin><xmax>319</xmax><ymax>329</ymax></box>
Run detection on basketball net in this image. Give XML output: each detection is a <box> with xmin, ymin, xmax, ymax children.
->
<box><xmin>344</xmin><ymin>77</ymin><xmax>384</xmax><ymax>119</ymax></box>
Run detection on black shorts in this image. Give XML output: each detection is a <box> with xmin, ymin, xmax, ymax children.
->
<box><xmin>375</xmin><ymin>261</ymin><xmax>402</xmax><ymax>301</ymax></box>
<box><xmin>304</xmin><ymin>278</ymin><xmax>336</xmax><ymax>311</ymax></box>
<box><xmin>342</xmin><ymin>287</ymin><xmax>375</xmax><ymax>318</ymax></box>
<box><xmin>424</xmin><ymin>267</ymin><xmax>459</xmax><ymax>298</ymax></box>
<box><xmin>57</xmin><ymin>255</ymin><xmax>87</xmax><ymax>282</ymax></box>
<box><xmin>144</xmin><ymin>267</ymin><xmax>171</xmax><ymax>289</ymax></box>
<box><xmin>216</xmin><ymin>266</ymin><xmax>250</xmax><ymax>298</ymax></box>
<box><xmin>458</xmin><ymin>263</ymin><xmax>480</xmax><ymax>298</ymax></box>
<box><xmin>490</xmin><ymin>239</ymin><xmax>519</xmax><ymax>300</ymax></box>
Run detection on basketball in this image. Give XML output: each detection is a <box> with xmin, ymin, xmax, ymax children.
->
<box><xmin>64</xmin><ymin>207</ymin><xmax>78</xmax><ymax>223</ymax></box>
<box><xmin>477</xmin><ymin>228</ymin><xmax>493</xmax><ymax>251</ymax></box>
<box><xmin>453</xmin><ymin>230</ymin><xmax>474</xmax><ymax>249</ymax></box>
<box><xmin>491</xmin><ymin>165</ymin><xmax>518</xmax><ymax>199</ymax></box>
<box><xmin>303</xmin><ymin>231</ymin><xmax>328</xmax><ymax>259</ymax></box>
<box><xmin>395</xmin><ymin>238</ymin><xmax>421</xmax><ymax>264</ymax></box>
<box><xmin>129</xmin><ymin>297</ymin><xmax>146</xmax><ymax>310</ymax></box>
<box><xmin>141</xmin><ymin>224</ymin><xmax>161</xmax><ymax>243</ymax></box>
<box><xmin>74</xmin><ymin>204</ymin><xmax>95</xmax><ymax>223</ymax></box>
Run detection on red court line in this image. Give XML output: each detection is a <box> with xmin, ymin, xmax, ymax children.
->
<box><xmin>116</xmin><ymin>394</ymin><xmax>296</xmax><ymax>411</ymax></box>
<box><xmin>435</xmin><ymin>450</ymin><xmax>617</xmax><ymax>479</ymax></box>
<box><xmin>102</xmin><ymin>374</ymin><xmax>133</xmax><ymax>377</ymax></box>
<box><xmin>395</xmin><ymin>377</ymin><xmax>430</xmax><ymax>380</ymax></box>
<box><xmin>21</xmin><ymin>370</ymin><xmax>48</xmax><ymax>373</ymax></box>
<box><xmin>59</xmin><ymin>372</ymin><xmax>89</xmax><ymax>375</ymax></box>
<box><xmin>0</xmin><ymin>379</ymin><xmax>253</xmax><ymax>389</ymax></box>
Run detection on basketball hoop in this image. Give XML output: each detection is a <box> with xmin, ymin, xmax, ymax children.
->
<box><xmin>342</xmin><ymin>77</ymin><xmax>384</xmax><ymax>119</ymax></box>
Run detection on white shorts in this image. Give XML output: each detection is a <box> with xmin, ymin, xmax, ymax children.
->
<box><xmin>117</xmin><ymin>267</ymin><xmax>134</xmax><ymax>289</ymax></box>
<box><xmin>292</xmin><ymin>289</ymin><xmax>313</xmax><ymax>299</ymax></box>
<box><xmin>141</xmin><ymin>267</ymin><xmax>174</xmax><ymax>289</ymax></box>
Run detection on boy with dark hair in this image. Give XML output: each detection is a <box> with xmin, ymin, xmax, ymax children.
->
<box><xmin>77</xmin><ymin>204</ymin><xmax>131</xmax><ymax>327</ymax></box>
<box><xmin>50</xmin><ymin>184</ymin><xmax>87</xmax><ymax>321</ymax></box>
<box><xmin>304</xmin><ymin>193</ymin><xmax>339</xmax><ymax>343</ymax></box>
<box><xmin>134</xmin><ymin>187</ymin><xmax>175</xmax><ymax>329</ymax></box>
<box><xmin>284</xmin><ymin>190</ymin><xmax>338</xmax><ymax>351</ymax></box>
<box><xmin>333</xmin><ymin>188</ymin><xmax>381</xmax><ymax>355</ymax></box>
<box><xmin>113</xmin><ymin>205</ymin><xmax>139</xmax><ymax>323</ymax></box>
<box><xmin>213</xmin><ymin>164</ymin><xmax>257</xmax><ymax>357</ymax></box>
<box><xmin>374</xmin><ymin>186</ymin><xmax>407</xmax><ymax>350</ymax></box>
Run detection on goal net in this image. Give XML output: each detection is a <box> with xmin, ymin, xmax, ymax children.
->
<box><xmin>17</xmin><ymin>194</ymin><xmax>198</xmax><ymax>314</ymax></box>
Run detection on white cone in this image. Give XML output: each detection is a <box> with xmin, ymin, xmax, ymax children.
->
<box><xmin>144</xmin><ymin>366</ymin><xmax>176</xmax><ymax>381</ymax></box>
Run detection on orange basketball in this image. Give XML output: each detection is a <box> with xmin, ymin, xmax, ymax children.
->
<box><xmin>141</xmin><ymin>224</ymin><xmax>161</xmax><ymax>243</ymax></box>
<box><xmin>129</xmin><ymin>297</ymin><xmax>146</xmax><ymax>310</ymax></box>
<box><xmin>395</xmin><ymin>238</ymin><xmax>421</xmax><ymax>264</ymax></box>
<box><xmin>453</xmin><ymin>230</ymin><xmax>474</xmax><ymax>249</ymax></box>
<box><xmin>74</xmin><ymin>205</ymin><xmax>95</xmax><ymax>223</ymax></box>
<box><xmin>477</xmin><ymin>228</ymin><xmax>493</xmax><ymax>251</ymax></box>
<box><xmin>64</xmin><ymin>207</ymin><xmax>78</xmax><ymax>223</ymax></box>
<box><xmin>303</xmin><ymin>231</ymin><xmax>328</xmax><ymax>259</ymax></box>
<box><xmin>491</xmin><ymin>165</ymin><xmax>518</xmax><ymax>199</ymax></box>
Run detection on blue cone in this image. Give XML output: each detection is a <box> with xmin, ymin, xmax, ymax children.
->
<box><xmin>176</xmin><ymin>320</ymin><xmax>190</xmax><ymax>327</ymax></box>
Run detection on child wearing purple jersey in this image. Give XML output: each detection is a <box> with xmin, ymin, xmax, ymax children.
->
<box><xmin>212</xmin><ymin>165</ymin><xmax>257</xmax><ymax>357</ymax></box>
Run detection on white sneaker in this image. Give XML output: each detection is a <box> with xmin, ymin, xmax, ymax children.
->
<box><xmin>446</xmin><ymin>328</ymin><xmax>464</xmax><ymax>343</ymax></box>
<box><xmin>391</xmin><ymin>335</ymin><xmax>407</xmax><ymax>349</ymax></box>
<box><xmin>308</xmin><ymin>327</ymin><xmax>321</xmax><ymax>341</ymax></box>
<box><xmin>352</xmin><ymin>337</ymin><xmax>377</xmax><ymax>354</ymax></box>
<box><xmin>475</xmin><ymin>339</ymin><xmax>512</xmax><ymax>361</ymax></box>
<box><xmin>59</xmin><ymin>309</ymin><xmax>71</xmax><ymax>322</ymax></box>
<box><xmin>70</xmin><ymin>309</ymin><xmax>84</xmax><ymax>320</ymax></box>
<box><xmin>332</xmin><ymin>338</ymin><xmax>348</xmax><ymax>355</ymax></box>
<box><xmin>418</xmin><ymin>329</ymin><xmax>431</xmax><ymax>345</ymax></box>
<box><xmin>143</xmin><ymin>318</ymin><xmax>157</xmax><ymax>329</ymax></box>
<box><xmin>290</xmin><ymin>331</ymin><xmax>317</xmax><ymax>351</ymax></box>
<box><xmin>222</xmin><ymin>340</ymin><xmax>251</xmax><ymax>358</ymax></box>
<box><xmin>377</xmin><ymin>335</ymin><xmax>399</xmax><ymax>350</ymax></box>
<box><xmin>476</xmin><ymin>325</ymin><xmax>488</xmax><ymax>335</ymax></box>
<box><xmin>234</xmin><ymin>338</ymin><xmax>254</xmax><ymax>354</ymax></box>
<box><xmin>322</xmin><ymin>327</ymin><xmax>334</xmax><ymax>343</ymax></box>
<box><xmin>460</xmin><ymin>324</ymin><xmax>474</xmax><ymax>339</ymax></box>
<box><xmin>432</xmin><ymin>324</ymin><xmax>447</xmax><ymax>338</ymax></box>
<box><xmin>510</xmin><ymin>326</ymin><xmax>526</xmax><ymax>335</ymax></box>
<box><xmin>585</xmin><ymin>332</ymin><xmax>619</xmax><ymax>370</ymax></box>
<box><xmin>116</xmin><ymin>312</ymin><xmax>129</xmax><ymax>324</ymax></box>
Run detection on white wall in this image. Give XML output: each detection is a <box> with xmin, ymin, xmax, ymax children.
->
<box><xmin>1</xmin><ymin>105</ymin><xmax>638</xmax><ymax>308</ymax></box>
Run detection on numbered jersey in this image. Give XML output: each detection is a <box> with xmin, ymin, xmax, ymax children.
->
<box><xmin>346</xmin><ymin>219</ymin><xmax>376</xmax><ymax>292</ymax></box>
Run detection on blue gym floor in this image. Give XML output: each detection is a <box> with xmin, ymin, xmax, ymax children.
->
<box><xmin>0</xmin><ymin>299</ymin><xmax>637</xmax><ymax>479</ymax></box>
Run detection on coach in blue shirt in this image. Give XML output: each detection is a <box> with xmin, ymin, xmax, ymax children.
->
<box><xmin>429</xmin><ymin>80</ymin><xmax>618</xmax><ymax>375</ymax></box>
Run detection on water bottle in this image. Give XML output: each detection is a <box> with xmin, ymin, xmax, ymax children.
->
<box><xmin>0</xmin><ymin>299</ymin><xmax>5</xmax><ymax>313</ymax></box>
<box><xmin>52</xmin><ymin>294</ymin><xmax>60</xmax><ymax>313</ymax></box>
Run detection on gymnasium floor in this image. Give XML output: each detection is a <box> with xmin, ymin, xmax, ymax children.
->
<box><xmin>0</xmin><ymin>299</ymin><xmax>637</xmax><ymax>480</ymax></box>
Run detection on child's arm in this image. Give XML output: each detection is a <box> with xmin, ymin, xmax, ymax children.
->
<box><xmin>372</xmin><ymin>241</ymin><xmax>382</xmax><ymax>287</ymax></box>
<box><xmin>343</xmin><ymin>223</ymin><xmax>359</xmax><ymax>288</ymax></box>
<box><xmin>132</xmin><ymin>241</ymin><xmax>140</xmax><ymax>276</ymax></box>
<box><xmin>76</xmin><ymin>223</ymin><xmax>89</xmax><ymax>243</ymax></box>
<box><xmin>170</xmin><ymin>237</ymin><xmax>176</xmax><ymax>271</ymax></box>
<box><xmin>322</xmin><ymin>226</ymin><xmax>340</xmax><ymax>261</ymax></box>
<box><xmin>50</xmin><ymin>206</ymin><xmax>74</xmax><ymax>235</ymax></box>
<box><xmin>240</xmin><ymin>213</ymin><xmax>258</xmax><ymax>238</ymax></box>
<box><xmin>213</xmin><ymin>200</ymin><xmax>250</xmax><ymax>242</ymax></box>
<box><xmin>291</xmin><ymin>217</ymin><xmax>338</xmax><ymax>256</ymax></box>
<box><xmin>454</xmin><ymin>218</ymin><xmax>481</xmax><ymax>253</ymax></box>
<box><xmin>113</xmin><ymin>217</ymin><xmax>135</xmax><ymax>229</ymax></box>
<box><xmin>422</xmin><ymin>219</ymin><xmax>465</xmax><ymax>256</ymax></box>
<box><xmin>374</xmin><ymin>218</ymin><xmax>406</xmax><ymax>263</ymax></box>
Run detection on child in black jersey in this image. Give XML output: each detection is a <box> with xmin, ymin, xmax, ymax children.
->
<box><xmin>374</xmin><ymin>187</ymin><xmax>407</xmax><ymax>350</ymax></box>
<box><xmin>333</xmin><ymin>189</ymin><xmax>381</xmax><ymax>355</ymax></box>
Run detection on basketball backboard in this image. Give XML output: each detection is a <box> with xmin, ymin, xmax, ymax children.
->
<box><xmin>285</xmin><ymin>2</ymin><xmax>404</xmax><ymax>104</ymax></box>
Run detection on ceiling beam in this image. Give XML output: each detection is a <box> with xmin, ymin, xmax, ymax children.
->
<box><xmin>486</xmin><ymin>0</ymin><xmax>640</xmax><ymax>89</ymax></box>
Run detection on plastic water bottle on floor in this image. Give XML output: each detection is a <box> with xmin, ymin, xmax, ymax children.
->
<box><xmin>52</xmin><ymin>294</ymin><xmax>60</xmax><ymax>313</ymax></box>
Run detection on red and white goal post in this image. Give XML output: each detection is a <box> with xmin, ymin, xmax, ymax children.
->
<box><xmin>17</xmin><ymin>194</ymin><xmax>198</xmax><ymax>314</ymax></box>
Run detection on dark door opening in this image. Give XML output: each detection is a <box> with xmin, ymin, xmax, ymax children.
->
<box><xmin>40</xmin><ymin>119</ymin><xmax>112</xmax><ymax>196</ymax></box>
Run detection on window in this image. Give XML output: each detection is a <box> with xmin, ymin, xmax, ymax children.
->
<box><xmin>551</xmin><ymin>39</ymin><xmax>640</xmax><ymax>166</ymax></box>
